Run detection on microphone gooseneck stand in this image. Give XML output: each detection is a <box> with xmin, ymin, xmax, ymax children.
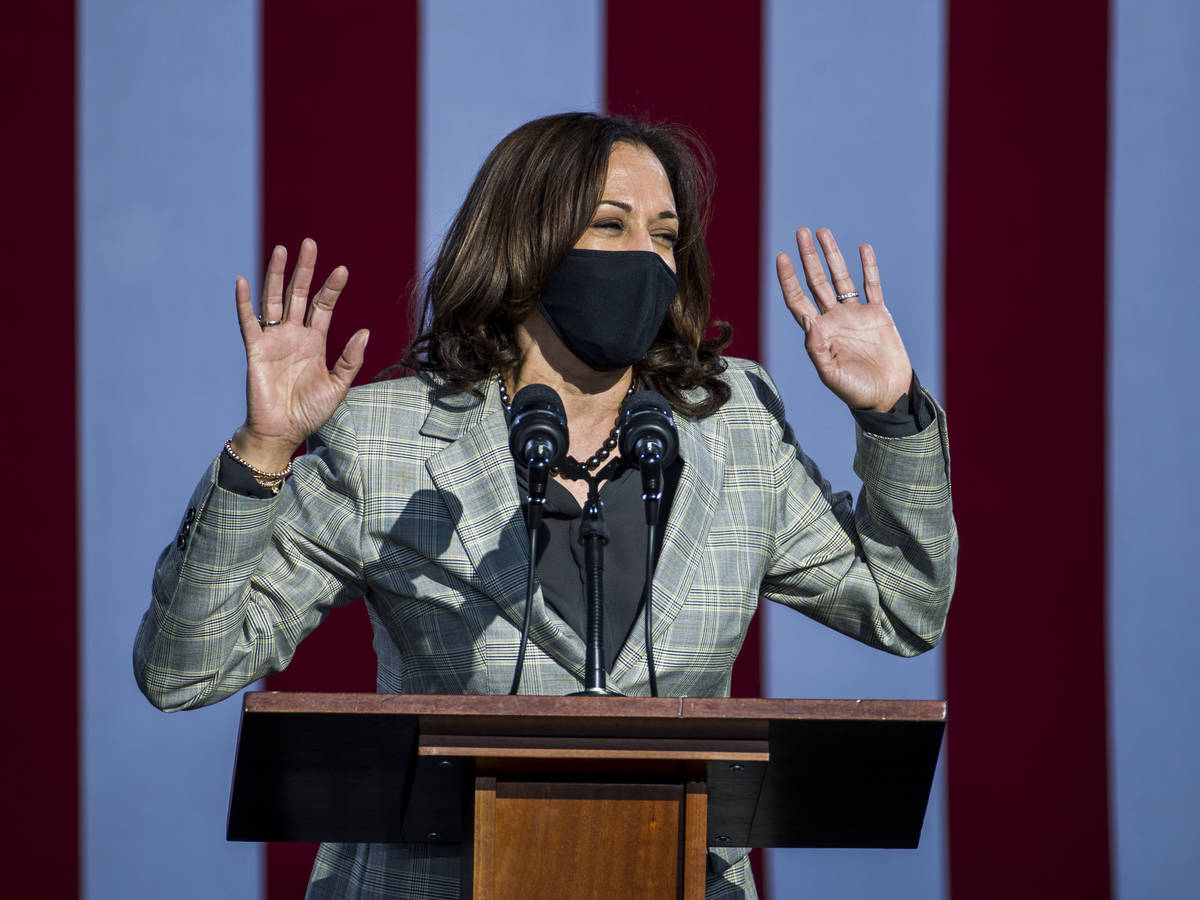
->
<box><xmin>506</xmin><ymin>384</ymin><xmax>677</xmax><ymax>698</ymax></box>
<box><xmin>618</xmin><ymin>391</ymin><xmax>680</xmax><ymax>697</ymax></box>
<box><xmin>510</xmin><ymin>453</ymin><xmax>546</xmax><ymax>696</ymax></box>
<box><xmin>506</xmin><ymin>384</ymin><xmax>568</xmax><ymax>695</ymax></box>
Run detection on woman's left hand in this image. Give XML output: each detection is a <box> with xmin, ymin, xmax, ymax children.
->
<box><xmin>776</xmin><ymin>227</ymin><xmax>914</xmax><ymax>412</ymax></box>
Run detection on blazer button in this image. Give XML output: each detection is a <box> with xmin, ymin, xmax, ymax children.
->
<box><xmin>176</xmin><ymin>534</ymin><xmax>187</xmax><ymax>552</ymax></box>
<box><xmin>185</xmin><ymin>507</ymin><xmax>196</xmax><ymax>523</ymax></box>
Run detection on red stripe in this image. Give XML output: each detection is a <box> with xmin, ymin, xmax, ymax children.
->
<box><xmin>261</xmin><ymin>2</ymin><xmax>419</xmax><ymax>895</ymax></box>
<box><xmin>943</xmin><ymin>2</ymin><xmax>1111</xmax><ymax>896</ymax></box>
<box><xmin>605</xmin><ymin>0</ymin><xmax>764</xmax><ymax>887</ymax></box>
<box><xmin>0</xmin><ymin>4</ymin><xmax>79</xmax><ymax>897</ymax></box>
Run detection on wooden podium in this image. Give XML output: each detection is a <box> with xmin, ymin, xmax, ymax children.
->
<box><xmin>227</xmin><ymin>693</ymin><xmax>945</xmax><ymax>899</ymax></box>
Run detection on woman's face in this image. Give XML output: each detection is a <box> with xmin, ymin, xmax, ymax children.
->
<box><xmin>574</xmin><ymin>142</ymin><xmax>679</xmax><ymax>272</ymax></box>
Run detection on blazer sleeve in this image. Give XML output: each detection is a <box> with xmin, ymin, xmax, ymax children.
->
<box><xmin>755</xmin><ymin>366</ymin><xmax>958</xmax><ymax>655</ymax></box>
<box><xmin>133</xmin><ymin>402</ymin><xmax>370</xmax><ymax>712</ymax></box>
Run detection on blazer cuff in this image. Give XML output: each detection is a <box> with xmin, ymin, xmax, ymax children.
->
<box><xmin>853</xmin><ymin>389</ymin><xmax>952</xmax><ymax>490</ymax></box>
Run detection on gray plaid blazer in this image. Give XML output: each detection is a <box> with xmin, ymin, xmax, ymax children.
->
<box><xmin>135</xmin><ymin>358</ymin><xmax>956</xmax><ymax>899</ymax></box>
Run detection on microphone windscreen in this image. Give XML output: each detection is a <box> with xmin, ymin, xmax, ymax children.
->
<box><xmin>621</xmin><ymin>389</ymin><xmax>672</xmax><ymax>416</ymax></box>
<box><xmin>619</xmin><ymin>390</ymin><xmax>678</xmax><ymax>466</ymax></box>
<box><xmin>508</xmin><ymin>383</ymin><xmax>569</xmax><ymax>465</ymax></box>
<box><xmin>510</xmin><ymin>383</ymin><xmax>564</xmax><ymax>415</ymax></box>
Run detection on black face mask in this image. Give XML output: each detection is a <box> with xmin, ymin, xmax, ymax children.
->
<box><xmin>537</xmin><ymin>249</ymin><xmax>678</xmax><ymax>372</ymax></box>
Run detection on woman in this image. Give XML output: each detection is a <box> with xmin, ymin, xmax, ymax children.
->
<box><xmin>135</xmin><ymin>113</ymin><xmax>956</xmax><ymax>899</ymax></box>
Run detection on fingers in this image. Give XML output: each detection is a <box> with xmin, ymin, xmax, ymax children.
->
<box><xmin>283</xmin><ymin>237</ymin><xmax>318</xmax><ymax>324</ymax></box>
<box><xmin>235</xmin><ymin>276</ymin><xmax>259</xmax><ymax>344</ymax></box>
<box><xmin>860</xmin><ymin>242</ymin><xmax>884</xmax><ymax>305</ymax></box>
<box><xmin>257</xmin><ymin>239</ymin><xmax>342</xmax><ymax>332</ymax></box>
<box><xmin>776</xmin><ymin>251</ymin><xmax>819</xmax><ymax>331</ymax></box>
<box><xmin>306</xmin><ymin>265</ymin><xmax>350</xmax><ymax>335</ymax></box>
<box><xmin>814</xmin><ymin>227</ymin><xmax>859</xmax><ymax>303</ymax></box>
<box><xmin>261</xmin><ymin>245</ymin><xmax>287</xmax><ymax>322</ymax></box>
<box><xmin>795</xmin><ymin>227</ymin><xmax>838</xmax><ymax>311</ymax></box>
<box><xmin>330</xmin><ymin>328</ymin><xmax>370</xmax><ymax>390</ymax></box>
<box><xmin>795</xmin><ymin>227</ymin><xmax>876</xmax><ymax>310</ymax></box>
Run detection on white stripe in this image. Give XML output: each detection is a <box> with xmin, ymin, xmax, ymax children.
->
<box><xmin>419</xmin><ymin>0</ymin><xmax>603</xmax><ymax>274</ymax></box>
<box><xmin>80</xmin><ymin>1</ymin><xmax>260</xmax><ymax>896</ymax></box>
<box><xmin>1108</xmin><ymin>2</ymin><xmax>1200</xmax><ymax>896</ymax></box>
<box><xmin>761</xmin><ymin>1</ymin><xmax>947</xmax><ymax>896</ymax></box>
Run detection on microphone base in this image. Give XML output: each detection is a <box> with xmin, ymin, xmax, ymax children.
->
<box><xmin>567</xmin><ymin>687</ymin><xmax>626</xmax><ymax>697</ymax></box>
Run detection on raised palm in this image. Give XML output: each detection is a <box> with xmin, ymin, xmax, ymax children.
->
<box><xmin>232</xmin><ymin>239</ymin><xmax>368</xmax><ymax>470</ymax></box>
<box><xmin>776</xmin><ymin>227</ymin><xmax>913</xmax><ymax>412</ymax></box>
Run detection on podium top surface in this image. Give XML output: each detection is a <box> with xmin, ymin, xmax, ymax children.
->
<box><xmin>244</xmin><ymin>691</ymin><xmax>945</xmax><ymax>724</ymax></box>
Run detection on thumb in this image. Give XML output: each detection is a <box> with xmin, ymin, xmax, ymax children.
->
<box><xmin>331</xmin><ymin>329</ymin><xmax>370</xmax><ymax>389</ymax></box>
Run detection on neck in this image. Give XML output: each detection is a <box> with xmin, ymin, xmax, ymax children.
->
<box><xmin>511</xmin><ymin>314</ymin><xmax>634</xmax><ymax>461</ymax></box>
<box><xmin>512</xmin><ymin>316</ymin><xmax>632</xmax><ymax>423</ymax></box>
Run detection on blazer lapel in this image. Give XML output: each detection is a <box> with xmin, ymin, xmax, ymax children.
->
<box><xmin>610</xmin><ymin>412</ymin><xmax>728</xmax><ymax>690</ymax></box>
<box><xmin>421</xmin><ymin>380</ymin><xmax>587</xmax><ymax>682</ymax></box>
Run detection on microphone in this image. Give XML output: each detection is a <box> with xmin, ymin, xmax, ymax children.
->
<box><xmin>618</xmin><ymin>390</ymin><xmax>679</xmax><ymax>526</ymax></box>
<box><xmin>508</xmin><ymin>384</ymin><xmax>569</xmax><ymax>531</ymax></box>
<box><xmin>506</xmin><ymin>384</ymin><xmax>568</xmax><ymax>696</ymax></box>
<box><xmin>619</xmin><ymin>390</ymin><xmax>678</xmax><ymax>698</ymax></box>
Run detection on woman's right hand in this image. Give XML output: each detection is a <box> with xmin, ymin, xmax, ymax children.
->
<box><xmin>231</xmin><ymin>238</ymin><xmax>369</xmax><ymax>472</ymax></box>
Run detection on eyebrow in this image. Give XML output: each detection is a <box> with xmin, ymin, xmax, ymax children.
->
<box><xmin>598</xmin><ymin>199</ymin><xmax>678</xmax><ymax>220</ymax></box>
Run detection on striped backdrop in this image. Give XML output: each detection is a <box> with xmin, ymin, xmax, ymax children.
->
<box><xmin>6</xmin><ymin>1</ymin><xmax>1198</xmax><ymax>897</ymax></box>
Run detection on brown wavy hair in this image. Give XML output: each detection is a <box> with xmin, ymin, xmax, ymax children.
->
<box><xmin>396</xmin><ymin>112</ymin><xmax>732</xmax><ymax>417</ymax></box>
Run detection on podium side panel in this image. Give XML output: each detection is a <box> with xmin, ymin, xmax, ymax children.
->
<box><xmin>748</xmin><ymin>719</ymin><xmax>944</xmax><ymax>848</ymax></box>
<box><xmin>228</xmin><ymin>712</ymin><xmax>420</xmax><ymax>842</ymax></box>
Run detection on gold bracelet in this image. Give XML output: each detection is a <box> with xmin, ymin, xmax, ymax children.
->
<box><xmin>224</xmin><ymin>440</ymin><xmax>293</xmax><ymax>493</ymax></box>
